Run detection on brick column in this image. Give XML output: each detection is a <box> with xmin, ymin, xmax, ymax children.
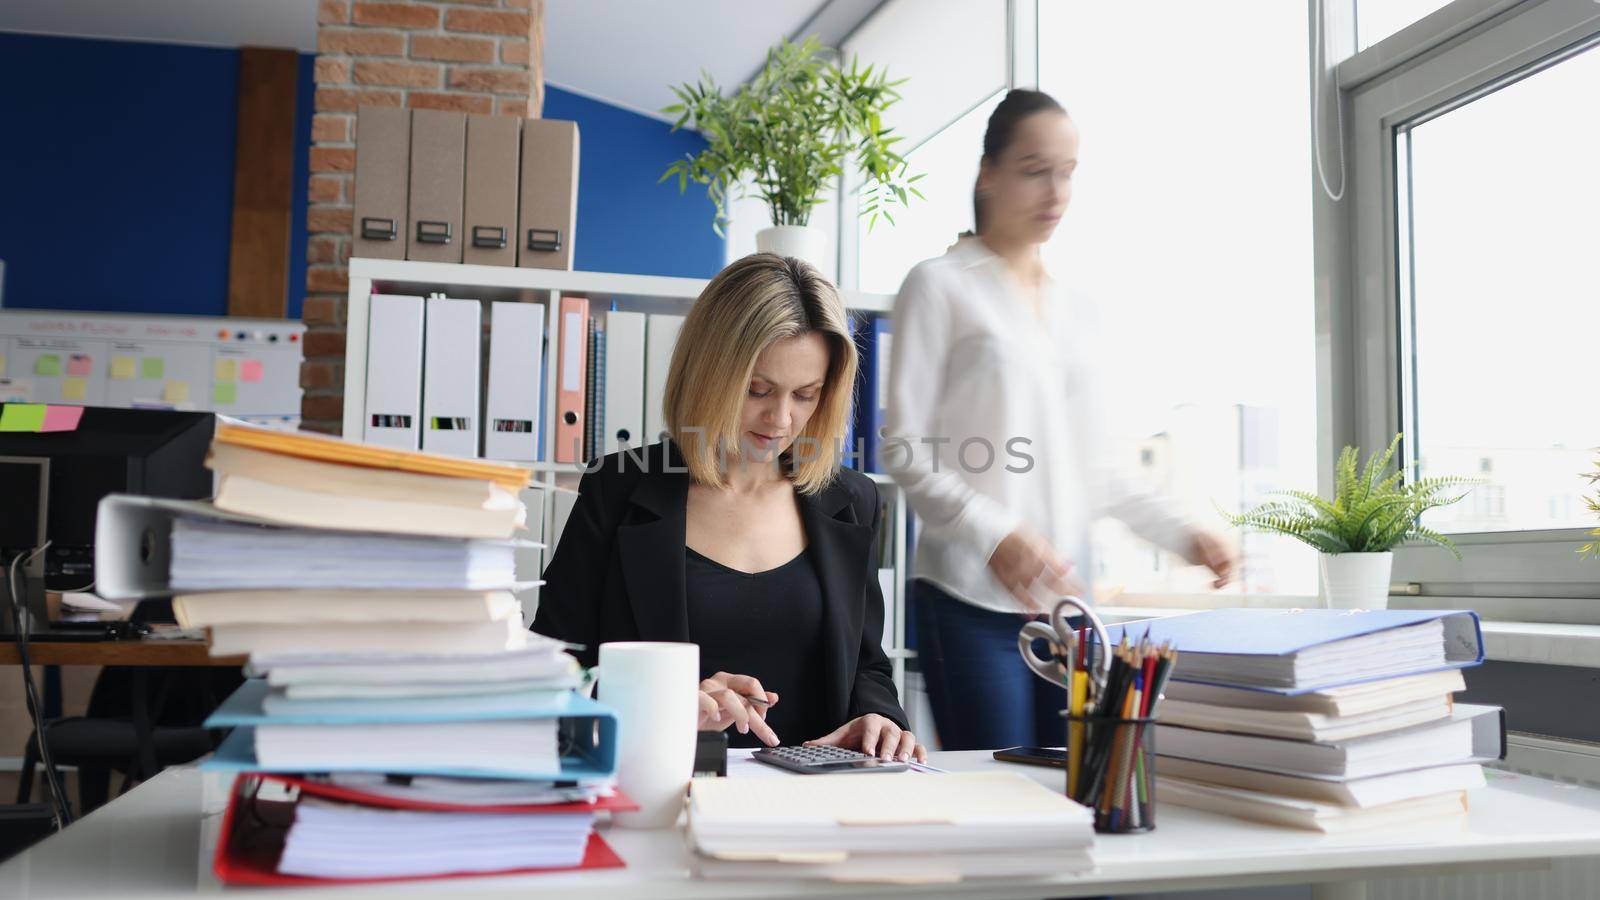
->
<box><xmin>303</xmin><ymin>0</ymin><xmax>545</xmax><ymax>434</ymax></box>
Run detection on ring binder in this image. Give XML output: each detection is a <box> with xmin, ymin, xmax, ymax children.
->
<box><xmin>526</xmin><ymin>228</ymin><xmax>562</xmax><ymax>252</ymax></box>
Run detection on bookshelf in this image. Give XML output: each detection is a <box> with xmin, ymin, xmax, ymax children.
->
<box><xmin>341</xmin><ymin>258</ymin><xmax>914</xmax><ymax>694</ymax></box>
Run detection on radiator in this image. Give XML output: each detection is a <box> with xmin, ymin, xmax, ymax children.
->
<box><xmin>1369</xmin><ymin>733</ymin><xmax>1600</xmax><ymax>900</ymax></box>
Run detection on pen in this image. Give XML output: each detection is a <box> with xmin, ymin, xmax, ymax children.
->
<box><xmin>1068</xmin><ymin>669</ymin><xmax>1087</xmax><ymax>798</ymax></box>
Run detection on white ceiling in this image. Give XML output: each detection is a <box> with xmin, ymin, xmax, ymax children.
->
<box><xmin>543</xmin><ymin>0</ymin><xmax>827</xmax><ymax>118</ymax></box>
<box><xmin>0</xmin><ymin>0</ymin><xmax>883</xmax><ymax>121</ymax></box>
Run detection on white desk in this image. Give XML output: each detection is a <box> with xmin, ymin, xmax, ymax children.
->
<box><xmin>4</xmin><ymin>752</ymin><xmax>1600</xmax><ymax>899</ymax></box>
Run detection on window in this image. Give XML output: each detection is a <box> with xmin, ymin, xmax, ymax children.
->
<box><xmin>1396</xmin><ymin>41</ymin><xmax>1600</xmax><ymax>534</ymax></box>
<box><xmin>839</xmin><ymin>0</ymin><xmax>1006</xmax><ymax>292</ymax></box>
<box><xmin>856</xmin><ymin>92</ymin><xmax>1004</xmax><ymax>295</ymax></box>
<box><xmin>1039</xmin><ymin>1</ymin><xmax>1318</xmax><ymax>597</ymax></box>
<box><xmin>1335</xmin><ymin>0</ymin><xmax>1600</xmax><ymax>614</ymax></box>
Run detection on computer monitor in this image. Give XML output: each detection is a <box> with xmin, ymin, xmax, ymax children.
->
<box><xmin>0</xmin><ymin>456</ymin><xmax>48</xmax><ymax>562</ymax></box>
<box><xmin>0</xmin><ymin>406</ymin><xmax>214</xmax><ymax>591</ymax></box>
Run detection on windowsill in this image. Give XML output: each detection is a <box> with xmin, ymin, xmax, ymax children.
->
<box><xmin>1098</xmin><ymin>606</ymin><xmax>1600</xmax><ymax>670</ymax></box>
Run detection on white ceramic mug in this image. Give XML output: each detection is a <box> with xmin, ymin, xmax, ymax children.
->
<box><xmin>597</xmin><ymin>641</ymin><xmax>699</xmax><ymax>829</ymax></box>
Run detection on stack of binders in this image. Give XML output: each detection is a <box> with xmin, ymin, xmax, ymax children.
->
<box><xmin>94</xmin><ymin>419</ymin><xmax>626</xmax><ymax>884</ymax></box>
<box><xmin>1110</xmin><ymin>609</ymin><xmax>1503</xmax><ymax>832</ymax></box>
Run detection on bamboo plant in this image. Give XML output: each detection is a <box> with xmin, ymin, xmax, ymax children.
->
<box><xmin>660</xmin><ymin>36</ymin><xmax>923</xmax><ymax>235</ymax></box>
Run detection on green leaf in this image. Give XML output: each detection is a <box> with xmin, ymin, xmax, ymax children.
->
<box><xmin>658</xmin><ymin>36</ymin><xmax>922</xmax><ymax>230</ymax></box>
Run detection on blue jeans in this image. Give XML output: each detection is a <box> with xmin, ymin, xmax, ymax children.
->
<box><xmin>913</xmin><ymin>580</ymin><xmax>1068</xmax><ymax>751</ymax></box>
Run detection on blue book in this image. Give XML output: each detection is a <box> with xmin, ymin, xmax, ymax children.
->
<box><xmin>202</xmin><ymin>679</ymin><xmax>617</xmax><ymax>781</ymax></box>
<box><xmin>1107</xmin><ymin>608</ymin><xmax>1483</xmax><ymax>694</ymax></box>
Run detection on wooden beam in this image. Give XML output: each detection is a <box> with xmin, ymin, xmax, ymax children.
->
<box><xmin>529</xmin><ymin>0</ymin><xmax>545</xmax><ymax>117</ymax></box>
<box><xmin>227</xmin><ymin>46</ymin><xmax>300</xmax><ymax>318</ymax></box>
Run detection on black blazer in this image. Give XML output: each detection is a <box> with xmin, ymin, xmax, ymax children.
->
<box><xmin>532</xmin><ymin>440</ymin><xmax>907</xmax><ymax>730</ymax></box>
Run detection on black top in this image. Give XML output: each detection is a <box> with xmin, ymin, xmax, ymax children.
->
<box><xmin>685</xmin><ymin>546</ymin><xmax>830</xmax><ymax>748</ymax></box>
<box><xmin>530</xmin><ymin>440</ymin><xmax>908</xmax><ymax>733</ymax></box>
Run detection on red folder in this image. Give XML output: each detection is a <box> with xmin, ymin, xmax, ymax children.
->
<box><xmin>213</xmin><ymin>773</ymin><xmax>630</xmax><ymax>886</ymax></box>
<box><xmin>274</xmin><ymin>773</ymin><xmax>640</xmax><ymax>815</ymax></box>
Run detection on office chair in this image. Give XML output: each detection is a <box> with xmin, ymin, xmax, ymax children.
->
<box><xmin>16</xmin><ymin>665</ymin><xmax>241</xmax><ymax>814</ymax></box>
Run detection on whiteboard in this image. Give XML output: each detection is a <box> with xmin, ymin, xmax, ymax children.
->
<box><xmin>0</xmin><ymin>310</ymin><xmax>305</xmax><ymax>426</ymax></box>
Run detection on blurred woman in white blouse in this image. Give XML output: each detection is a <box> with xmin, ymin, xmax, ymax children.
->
<box><xmin>883</xmin><ymin>89</ymin><xmax>1236</xmax><ymax>750</ymax></box>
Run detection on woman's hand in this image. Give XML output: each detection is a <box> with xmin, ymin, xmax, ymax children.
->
<box><xmin>1188</xmin><ymin>530</ymin><xmax>1238</xmax><ymax>588</ymax></box>
<box><xmin>988</xmin><ymin>526</ymin><xmax>1078</xmax><ymax>611</ymax></box>
<box><xmin>805</xmin><ymin>714</ymin><xmax>927</xmax><ymax>763</ymax></box>
<box><xmin>697</xmin><ymin>672</ymin><xmax>780</xmax><ymax>747</ymax></box>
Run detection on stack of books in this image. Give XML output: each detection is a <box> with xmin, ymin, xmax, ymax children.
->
<box><xmin>1112</xmin><ymin>609</ymin><xmax>1503</xmax><ymax>833</ymax></box>
<box><xmin>96</xmin><ymin>420</ymin><xmax>625</xmax><ymax>885</ymax></box>
<box><xmin>688</xmin><ymin>772</ymin><xmax>1095</xmax><ymax>882</ymax></box>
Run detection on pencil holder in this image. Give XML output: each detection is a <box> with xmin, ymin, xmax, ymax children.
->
<box><xmin>1063</xmin><ymin>713</ymin><xmax>1158</xmax><ymax>834</ymax></box>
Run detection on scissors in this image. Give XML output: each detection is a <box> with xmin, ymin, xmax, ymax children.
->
<box><xmin>1017</xmin><ymin>596</ymin><xmax>1112</xmax><ymax>696</ymax></box>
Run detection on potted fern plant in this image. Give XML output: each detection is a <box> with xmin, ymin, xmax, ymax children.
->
<box><xmin>661</xmin><ymin>36</ymin><xmax>922</xmax><ymax>268</ymax></box>
<box><xmin>1224</xmin><ymin>435</ymin><xmax>1475</xmax><ymax>609</ymax></box>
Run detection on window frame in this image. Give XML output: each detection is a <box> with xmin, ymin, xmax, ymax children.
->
<box><xmin>834</xmin><ymin>0</ymin><xmax>1029</xmax><ymax>289</ymax></box>
<box><xmin>1320</xmin><ymin>0</ymin><xmax>1600</xmax><ymax>618</ymax></box>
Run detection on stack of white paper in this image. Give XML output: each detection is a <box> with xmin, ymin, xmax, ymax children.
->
<box><xmin>689</xmin><ymin>772</ymin><xmax>1095</xmax><ymax>882</ymax></box>
<box><xmin>257</xmin><ymin>646</ymin><xmax>582</xmax><ymax>699</ymax></box>
<box><xmin>318</xmin><ymin>773</ymin><xmax>613</xmax><ymax>808</ymax></box>
<box><xmin>278</xmin><ymin>799</ymin><xmax>591</xmax><ymax>879</ymax></box>
<box><xmin>256</xmin><ymin>719</ymin><xmax>561</xmax><ymax>777</ymax></box>
<box><xmin>170</xmin><ymin>518</ymin><xmax>524</xmax><ymax>592</ymax></box>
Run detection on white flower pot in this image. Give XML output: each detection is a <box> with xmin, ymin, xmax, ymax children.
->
<box><xmin>1318</xmin><ymin>551</ymin><xmax>1394</xmax><ymax>610</ymax></box>
<box><xmin>755</xmin><ymin>225</ymin><xmax>828</xmax><ymax>270</ymax></box>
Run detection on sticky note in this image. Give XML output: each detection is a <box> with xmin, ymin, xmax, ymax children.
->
<box><xmin>110</xmin><ymin>356</ymin><xmax>137</xmax><ymax>380</ymax></box>
<box><xmin>66</xmin><ymin>354</ymin><xmax>92</xmax><ymax>377</ymax></box>
<box><xmin>34</xmin><ymin>355</ymin><xmax>62</xmax><ymax>377</ymax></box>
<box><xmin>215</xmin><ymin>358</ymin><xmax>238</xmax><ymax>382</ymax></box>
<box><xmin>240</xmin><ymin>360</ymin><xmax>265</xmax><ymax>383</ymax></box>
<box><xmin>0</xmin><ymin>404</ymin><xmax>47</xmax><ymax>432</ymax></box>
<box><xmin>61</xmin><ymin>377</ymin><xmax>88</xmax><ymax>401</ymax></box>
<box><xmin>163</xmin><ymin>380</ymin><xmax>190</xmax><ymax>403</ymax></box>
<box><xmin>141</xmin><ymin>357</ymin><xmax>164</xmax><ymax>379</ymax></box>
<box><xmin>40</xmin><ymin>405</ymin><xmax>84</xmax><ymax>433</ymax></box>
<box><xmin>214</xmin><ymin>383</ymin><xmax>237</xmax><ymax>405</ymax></box>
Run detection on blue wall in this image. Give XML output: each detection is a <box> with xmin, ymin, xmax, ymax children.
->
<box><xmin>545</xmin><ymin>86</ymin><xmax>724</xmax><ymax>278</ymax></box>
<box><xmin>0</xmin><ymin>33</ymin><xmax>316</xmax><ymax>319</ymax></box>
<box><xmin>0</xmin><ymin>32</ymin><xmax>724</xmax><ymax>320</ymax></box>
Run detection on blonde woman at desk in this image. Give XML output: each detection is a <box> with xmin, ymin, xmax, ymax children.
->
<box><xmin>883</xmin><ymin>89</ymin><xmax>1236</xmax><ymax>751</ymax></box>
<box><xmin>534</xmin><ymin>253</ymin><xmax>926</xmax><ymax>763</ymax></box>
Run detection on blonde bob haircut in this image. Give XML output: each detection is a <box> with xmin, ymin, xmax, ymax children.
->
<box><xmin>663</xmin><ymin>253</ymin><xmax>857</xmax><ymax>495</ymax></box>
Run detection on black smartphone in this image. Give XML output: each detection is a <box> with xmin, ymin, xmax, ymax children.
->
<box><xmin>992</xmin><ymin>746</ymin><xmax>1068</xmax><ymax>768</ymax></box>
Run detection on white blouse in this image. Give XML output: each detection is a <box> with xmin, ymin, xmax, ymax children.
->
<box><xmin>882</xmin><ymin>238</ymin><xmax>1194</xmax><ymax>614</ymax></box>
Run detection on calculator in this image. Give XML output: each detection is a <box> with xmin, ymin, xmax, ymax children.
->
<box><xmin>751</xmin><ymin>745</ymin><xmax>909</xmax><ymax>774</ymax></box>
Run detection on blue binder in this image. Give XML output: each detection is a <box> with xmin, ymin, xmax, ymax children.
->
<box><xmin>856</xmin><ymin>316</ymin><xmax>891</xmax><ymax>473</ymax></box>
<box><xmin>1106</xmin><ymin>608</ymin><xmax>1484</xmax><ymax>694</ymax></box>
<box><xmin>202</xmin><ymin>679</ymin><xmax>618</xmax><ymax>781</ymax></box>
